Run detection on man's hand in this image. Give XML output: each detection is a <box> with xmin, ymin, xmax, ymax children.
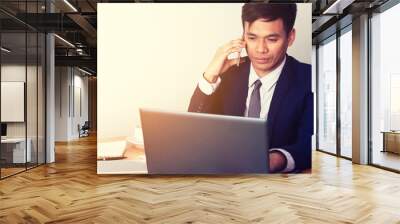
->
<box><xmin>269</xmin><ymin>151</ymin><xmax>287</xmax><ymax>173</ymax></box>
<box><xmin>204</xmin><ymin>38</ymin><xmax>246</xmax><ymax>83</ymax></box>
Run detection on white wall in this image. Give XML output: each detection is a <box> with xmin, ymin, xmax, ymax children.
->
<box><xmin>55</xmin><ymin>67</ymin><xmax>69</xmax><ymax>141</ymax></box>
<box><xmin>1</xmin><ymin>65</ymin><xmax>37</xmax><ymax>137</ymax></box>
<box><xmin>1</xmin><ymin>65</ymin><xmax>27</xmax><ymax>140</ymax></box>
<box><xmin>1</xmin><ymin>83</ymin><xmax>24</xmax><ymax>124</ymax></box>
<box><xmin>55</xmin><ymin>67</ymin><xmax>89</xmax><ymax>141</ymax></box>
<box><xmin>1</xmin><ymin>63</ymin><xmax>46</xmax><ymax>163</ymax></box>
<box><xmin>98</xmin><ymin>3</ymin><xmax>312</xmax><ymax>140</ymax></box>
<box><xmin>72</xmin><ymin>73</ymin><xmax>89</xmax><ymax>138</ymax></box>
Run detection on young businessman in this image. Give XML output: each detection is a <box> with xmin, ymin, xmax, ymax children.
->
<box><xmin>188</xmin><ymin>3</ymin><xmax>313</xmax><ymax>173</ymax></box>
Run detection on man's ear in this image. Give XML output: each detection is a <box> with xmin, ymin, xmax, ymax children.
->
<box><xmin>288</xmin><ymin>28</ymin><xmax>296</xmax><ymax>47</ymax></box>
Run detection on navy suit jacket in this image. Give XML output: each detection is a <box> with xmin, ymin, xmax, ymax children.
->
<box><xmin>188</xmin><ymin>55</ymin><xmax>313</xmax><ymax>172</ymax></box>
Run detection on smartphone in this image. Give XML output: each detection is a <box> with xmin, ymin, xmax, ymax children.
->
<box><xmin>237</xmin><ymin>35</ymin><xmax>245</xmax><ymax>67</ymax></box>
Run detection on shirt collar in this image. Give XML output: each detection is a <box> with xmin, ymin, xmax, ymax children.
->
<box><xmin>248</xmin><ymin>56</ymin><xmax>286</xmax><ymax>91</ymax></box>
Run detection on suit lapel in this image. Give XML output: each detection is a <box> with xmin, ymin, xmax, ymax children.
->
<box><xmin>223</xmin><ymin>59</ymin><xmax>250</xmax><ymax>116</ymax></box>
<box><xmin>267</xmin><ymin>56</ymin><xmax>293</xmax><ymax>134</ymax></box>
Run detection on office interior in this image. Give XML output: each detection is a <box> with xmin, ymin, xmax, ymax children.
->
<box><xmin>0</xmin><ymin>0</ymin><xmax>97</xmax><ymax>179</ymax></box>
<box><xmin>0</xmin><ymin>0</ymin><xmax>400</xmax><ymax>222</ymax></box>
<box><xmin>313</xmin><ymin>0</ymin><xmax>400</xmax><ymax>172</ymax></box>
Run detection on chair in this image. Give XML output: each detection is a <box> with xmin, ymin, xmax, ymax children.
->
<box><xmin>79</xmin><ymin>121</ymin><xmax>90</xmax><ymax>138</ymax></box>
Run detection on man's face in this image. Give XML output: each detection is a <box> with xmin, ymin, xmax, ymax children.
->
<box><xmin>244</xmin><ymin>18</ymin><xmax>295</xmax><ymax>75</ymax></box>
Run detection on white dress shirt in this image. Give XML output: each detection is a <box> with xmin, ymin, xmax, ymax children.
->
<box><xmin>198</xmin><ymin>56</ymin><xmax>295</xmax><ymax>172</ymax></box>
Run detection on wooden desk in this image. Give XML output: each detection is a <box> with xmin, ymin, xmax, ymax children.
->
<box><xmin>382</xmin><ymin>131</ymin><xmax>400</xmax><ymax>154</ymax></box>
<box><xmin>1</xmin><ymin>138</ymin><xmax>32</xmax><ymax>163</ymax></box>
<box><xmin>97</xmin><ymin>139</ymin><xmax>310</xmax><ymax>174</ymax></box>
<box><xmin>97</xmin><ymin>138</ymin><xmax>147</xmax><ymax>174</ymax></box>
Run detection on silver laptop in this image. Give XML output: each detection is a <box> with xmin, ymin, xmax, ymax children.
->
<box><xmin>139</xmin><ymin>108</ymin><xmax>269</xmax><ymax>174</ymax></box>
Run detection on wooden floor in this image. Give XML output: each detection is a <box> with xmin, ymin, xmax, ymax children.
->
<box><xmin>1</xmin><ymin>167</ymin><xmax>26</xmax><ymax>178</ymax></box>
<box><xmin>1</xmin><ymin>135</ymin><xmax>400</xmax><ymax>223</ymax></box>
<box><xmin>372</xmin><ymin>150</ymin><xmax>400</xmax><ymax>171</ymax></box>
<box><xmin>1</xmin><ymin>163</ymin><xmax>45</xmax><ymax>178</ymax></box>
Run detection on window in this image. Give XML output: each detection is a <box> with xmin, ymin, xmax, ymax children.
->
<box><xmin>339</xmin><ymin>28</ymin><xmax>352</xmax><ymax>158</ymax></box>
<box><xmin>370</xmin><ymin>2</ymin><xmax>400</xmax><ymax>171</ymax></box>
<box><xmin>317</xmin><ymin>36</ymin><xmax>337</xmax><ymax>154</ymax></box>
<box><xmin>0</xmin><ymin>1</ymin><xmax>47</xmax><ymax>179</ymax></box>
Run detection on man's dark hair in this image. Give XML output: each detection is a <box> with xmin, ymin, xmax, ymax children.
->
<box><xmin>242</xmin><ymin>3</ymin><xmax>297</xmax><ymax>35</ymax></box>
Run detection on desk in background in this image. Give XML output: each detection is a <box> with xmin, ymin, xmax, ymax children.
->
<box><xmin>1</xmin><ymin>138</ymin><xmax>32</xmax><ymax>163</ymax></box>
<box><xmin>381</xmin><ymin>131</ymin><xmax>400</xmax><ymax>154</ymax></box>
<box><xmin>97</xmin><ymin>138</ymin><xmax>311</xmax><ymax>174</ymax></box>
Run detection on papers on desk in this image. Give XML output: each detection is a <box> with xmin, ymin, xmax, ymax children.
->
<box><xmin>97</xmin><ymin>139</ymin><xmax>147</xmax><ymax>174</ymax></box>
<box><xmin>97</xmin><ymin>140</ymin><xmax>127</xmax><ymax>159</ymax></box>
<box><xmin>96</xmin><ymin>130</ymin><xmax>147</xmax><ymax>173</ymax></box>
<box><xmin>97</xmin><ymin>159</ymin><xmax>148</xmax><ymax>174</ymax></box>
